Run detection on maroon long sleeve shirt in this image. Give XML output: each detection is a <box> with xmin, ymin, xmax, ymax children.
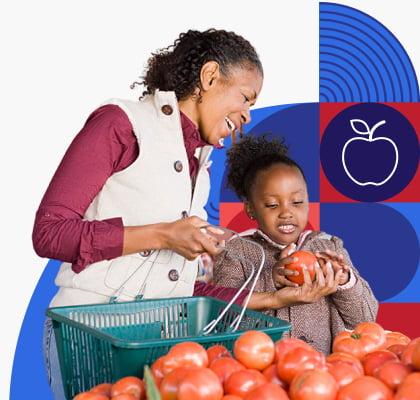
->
<box><xmin>33</xmin><ymin>104</ymin><xmax>247</xmax><ymax>304</ymax></box>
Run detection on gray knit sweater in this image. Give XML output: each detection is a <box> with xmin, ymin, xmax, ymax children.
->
<box><xmin>213</xmin><ymin>230</ymin><xmax>379</xmax><ymax>355</ymax></box>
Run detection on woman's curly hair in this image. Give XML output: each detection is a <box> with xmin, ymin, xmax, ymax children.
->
<box><xmin>226</xmin><ymin>135</ymin><xmax>306</xmax><ymax>200</ymax></box>
<box><xmin>139</xmin><ymin>29</ymin><xmax>263</xmax><ymax>100</ymax></box>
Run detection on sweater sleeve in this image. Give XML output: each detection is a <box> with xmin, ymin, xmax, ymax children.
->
<box><xmin>32</xmin><ymin>104</ymin><xmax>138</xmax><ymax>273</ymax></box>
<box><xmin>328</xmin><ymin>236</ymin><xmax>379</xmax><ymax>329</ymax></box>
<box><xmin>212</xmin><ymin>240</ymin><xmax>251</xmax><ymax>289</ymax></box>
<box><xmin>193</xmin><ymin>281</ymin><xmax>249</xmax><ymax>305</ymax></box>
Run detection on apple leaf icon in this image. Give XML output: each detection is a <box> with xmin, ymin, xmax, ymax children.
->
<box><xmin>342</xmin><ymin>119</ymin><xmax>399</xmax><ymax>186</ymax></box>
<box><xmin>349</xmin><ymin>119</ymin><xmax>371</xmax><ymax>135</ymax></box>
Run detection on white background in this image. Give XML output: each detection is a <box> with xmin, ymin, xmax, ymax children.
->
<box><xmin>1</xmin><ymin>1</ymin><xmax>419</xmax><ymax>397</ymax></box>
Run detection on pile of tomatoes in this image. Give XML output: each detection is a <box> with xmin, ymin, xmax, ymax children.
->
<box><xmin>74</xmin><ymin>321</ymin><xmax>420</xmax><ymax>399</ymax></box>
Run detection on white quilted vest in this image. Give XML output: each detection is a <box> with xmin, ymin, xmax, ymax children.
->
<box><xmin>51</xmin><ymin>91</ymin><xmax>212</xmax><ymax>307</ymax></box>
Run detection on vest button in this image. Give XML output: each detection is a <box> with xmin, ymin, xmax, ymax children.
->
<box><xmin>139</xmin><ymin>250</ymin><xmax>152</xmax><ymax>257</ymax></box>
<box><xmin>161</xmin><ymin>104</ymin><xmax>173</xmax><ymax>115</ymax></box>
<box><xmin>174</xmin><ymin>160</ymin><xmax>183</xmax><ymax>172</ymax></box>
<box><xmin>168</xmin><ymin>269</ymin><xmax>179</xmax><ymax>281</ymax></box>
<box><xmin>181</xmin><ymin>210</ymin><xmax>189</xmax><ymax>219</ymax></box>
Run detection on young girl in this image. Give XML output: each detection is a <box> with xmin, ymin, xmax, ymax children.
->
<box><xmin>213</xmin><ymin>135</ymin><xmax>379</xmax><ymax>354</ymax></box>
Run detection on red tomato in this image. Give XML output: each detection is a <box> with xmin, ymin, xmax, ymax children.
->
<box><xmin>207</xmin><ymin>345</ymin><xmax>232</xmax><ymax>364</ymax></box>
<box><xmin>411</xmin><ymin>340</ymin><xmax>420</xmax><ymax>370</ymax></box>
<box><xmin>395</xmin><ymin>384</ymin><xmax>420</xmax><ymax>399</ymax></box>
<box><xmin>162</xmin><ymin>342</ymin><xmax>208</xmax><ymax>375</ymax></box>
<box><xmin>326</xmin><ymin>352</ymin><xmax>364</xmax><ymax>375</ymax></box>
<box><xmin>400</xmin><ymin>371</ymin><xmax>420</xmax><ymax>386</ymax></box>
<box><xmin>327</xmin><ymin>361</ymin><xmax>363</xmax><ymax>388</ymax></box>
<box><xmin>90</xmin><ymin>383</ymin><xmax>112</xmax><ymax>396</ymax></box>
<box><xmin>277</xmin><ymin>347</ymin><xmax>327</xmax><ymax>384</ymax></box>
<box><xmin>177</xmin><ymin>368</ymin><xmax>223</xmax><ymax>400</ymax></box>
<box><xmin>262</xmin><ymin>364</ymin><xmax>288</xmax><ymax>389</ymax></box>
<box><xmin>336</xmin><ymin>376</ymin><xmax>393</xmax><ymax>400</ymax></box>
<box><xmin>222</xmin><ymin>396</ymin><xmax>243</xmax><ymax>400</ymax></box>
<box><xmin>233</xmin><ymin>331</ymin><xmax>275</xmax><ymax>370</ymax></box>
<box><xmin>151</xmin><ymin>356</ymin><xmax>165</xmax><ymax>387</ymax></box>
<box><xmin>374</xmin><ymin>361</ymin><xmax>412</xmax><ymax>391</ymax></box>
<box><xmin>289</xmin><ymin>369</ymin><xmax>338</xmax><ymax>400</ymax></box>
<box><xmin>401</xmin><ymin>338</ymin><xmax>420</xmax><ymax>367</ymax></box>
<box><xmin>385</xmin><ymin>331</ymin><xmax>411</xmax><ymax>348</ymax></box>
<box><xmin>111</xmin><ymin>394</ymin><xmax>138</xmax><ymax>400</ymax></box>
<box><xmin>285</xmin><ymin>250</ymin><xmax>317</xmax><ymax>285</ymax></box>
<box><xmin>244</xmin><ymin>382</ymin><xmax>289</xmax><ymax>400</ymax></box>
<box><xmin>111</xmin><ymin>376</ymin><xmax>145</xmax><ymax>400</ymax></box>
<box><xmin>388</xmin><ymin>344</ymin><xmax>407</xmax><ymax>359</ymax></box>
<box><xmin>224</xmin><ymin>369</ymin><xmax>267</xmax><ymax>397</ymax></box>
<box><xmin>361</xmin><ymin>350</ymin><xmax>398</xmax><ymax>376</ymax></box>
<box><xmin>394</xmin><ymin>372</ymin><xmax>420</xmax><ymax>400</ymax></box>
<box><xmin>274</xmin><ymin>337</ymin><xmax>313</xmax><ymax>364</ymax></box>
<box><xmin>209</xmin><ymin>356</ymin><xmax>246</xmax><ymax>385</ymax></box>
<box><xmin>73</xmin><ymin>393</ymin><xmax>109</xmax><ymax>400</ymax></box>
<box><xmin>159</xmin><ymin>367</ymin><xmax>191</xmax><ymax>400</ymax></box>
<box><xmin>332</xmin><ymin>322</ymin><xmax>386</xmax><ymax>359</ymax></box>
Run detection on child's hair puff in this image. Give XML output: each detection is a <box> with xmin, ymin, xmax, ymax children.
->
<box><xmin>226</xmin><ymin>134</ymin><xmax>306</xmax><ymax>200</ymax></box>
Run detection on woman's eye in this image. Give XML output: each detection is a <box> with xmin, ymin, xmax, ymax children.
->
<box><xmin>266</xmin><ymin>204</ymin><xmax>278</xmax><ymax>208</ymax></box>
<box><xmin>293</xmin><ymin>201</ymin><xmax>304</xmax><ymax>205</ymax></box>
<box><xmin>242</xmin><ymin>94</ymin><xmax>250</xmax><ymax>103</ymax></box>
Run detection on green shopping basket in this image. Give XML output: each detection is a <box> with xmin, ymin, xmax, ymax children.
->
<box><xmin>47</xmin><ymin>296</ymin><xmax>290</xmax><ymax>399</ymax></box>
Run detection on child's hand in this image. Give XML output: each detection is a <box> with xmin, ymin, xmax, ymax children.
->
<box><xmin>270</xmin><ymin>261</ymin><xmax>346</xmax><ymax>308</ymax></box>
<box><xmin>315</xmin><ymin>249</ymin><xmax>350</xmax><ymax>285</ymax></box>
<box><xmin>272</xmin><ymin>244</ymin><xmax>300</xmax><ymax>289</ymax></box>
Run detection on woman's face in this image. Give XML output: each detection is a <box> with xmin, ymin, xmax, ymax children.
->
<box><xmin>195</xmin><ymin>64</ymin><xmax>263</xmax><ymax>146</ymax></box>
<box><xmin>247</xmin><ymin>164</ymin><xmax>309</xmax><ymax>246</ymax></box>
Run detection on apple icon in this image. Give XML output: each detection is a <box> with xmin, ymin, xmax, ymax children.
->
<box><xmin>341</xmin><ymin>119</ymin><xmax>399</xmax><ymax>186</ymax></box>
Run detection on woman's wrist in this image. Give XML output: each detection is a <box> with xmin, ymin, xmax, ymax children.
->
<box><xmin>122</xmin><ymin>222</ymin><xmax>170</xmax><ymax>255</ymax></box>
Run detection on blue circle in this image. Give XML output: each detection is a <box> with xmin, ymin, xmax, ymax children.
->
<box><xmin>321</xmin><ymin>202</ymin><xmax>419</xmax><ymax>301</ymax></box>
<box><xmin>321</xmin><ymin>103</ymin><xmax>419</xmax><ymax>201</ymax></box>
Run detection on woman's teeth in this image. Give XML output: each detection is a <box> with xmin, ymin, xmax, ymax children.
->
<box><xmin>225</xmin><ymin>117</ymin><xmax>236</xmax><ymax>132</ymax></box>
<box><xmin>278</xmin><ymin>224</ymin><xmax>296</xmax><ymax>234</ymax></box>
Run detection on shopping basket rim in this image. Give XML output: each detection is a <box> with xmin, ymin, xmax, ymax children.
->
<box><xmin>46</xmin><ymin>296</ymin><xmax>291</xmax><ymax>349</ymax></box>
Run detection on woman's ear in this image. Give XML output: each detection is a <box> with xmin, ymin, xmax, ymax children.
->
<box><xmin>244</xmin><ymin>202</ymin><xmax>256</xmax><ymax>220</ymax></box>
<box><xmin>200</xmin><ymin>61</ymin><xmax>221</xmax><ymax>92</ymax></box>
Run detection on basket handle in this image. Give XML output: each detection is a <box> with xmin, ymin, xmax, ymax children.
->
<box><xmin>109</xmin><ymin>251</ymin><xmax>155</xmax><ymax>303</ymax></box>
<box><xmin>201</xmin><ymin>226</ymin><xmax>266</xmax><ymax>335</ymax></box>
<box><xmin>201</xmin><ymin>255</ymin><xmax>256</xmax><ymax>335</ymax></box>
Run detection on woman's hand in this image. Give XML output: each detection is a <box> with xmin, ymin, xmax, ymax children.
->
<box><xmin>163</xmin><ymin>216</ymin><xmax>225</xmax><ymax>260</ymax></box>
<box><xmin>315</xmin><ymin>249</ymin><xmax>350</xmax><ymax>285</ymax></box>
<box><xmin>272</xmin><ymin>244</ymin><xmax>300</xmax><ymax>288</ymax></box>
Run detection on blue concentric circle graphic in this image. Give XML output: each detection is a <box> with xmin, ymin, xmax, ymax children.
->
<box><xmin>320</xmin><ymin>2</ymin><xmax>420</xmax><ymax>102</ymax></box>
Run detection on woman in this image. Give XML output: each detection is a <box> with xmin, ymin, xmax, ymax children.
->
<box><xmin>34</xmin><ymin>29</ymin><xmax>280</xmax><ymax>398</ymax></box>
<box><xmin>34</xmin><ymin>29</ymin><xmax>264</xmax><ymax>307</ymax></box>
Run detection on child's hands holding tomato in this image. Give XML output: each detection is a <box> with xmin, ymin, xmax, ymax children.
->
<box><xmin>315</xmin><ymin>249</ymin><xmax>350</xmax><ymax>285</ymax></box>
<box><xmin>270</xmin><ymin>260</ymin><xmax>347</xmax><ymax>308</ymax></box>
<box><xmin>272</xmin><ymin>244</ymin><xmax>301</xmax><ymax>289</ymax></box>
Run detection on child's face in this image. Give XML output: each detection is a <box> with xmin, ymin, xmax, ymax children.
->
<box><xmin>247</xmin><ymin>164</ymin><xmax>309</xmax><ymax>246</ymax></box>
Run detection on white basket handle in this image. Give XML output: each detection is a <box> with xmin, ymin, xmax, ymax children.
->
<box><xmin>201</xmin><ymin>226</ymin><xmax>266</xmax><ymax>335</ymax></box>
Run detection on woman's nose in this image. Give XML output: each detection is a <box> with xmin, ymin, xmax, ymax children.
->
<box><xmin>241</xmin><ymin>108</ymin><xmax>251</xmax><ymax>125</ymax></box>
